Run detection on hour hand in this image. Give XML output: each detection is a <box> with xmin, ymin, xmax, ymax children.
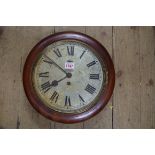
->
<box><xmin>42</xmin><ymin>76</ymin><xmax>67</xmax><ymax>93</ymax></box>
<box><xmin>51</xmin><ymin>75</ymin><xmax>68</xmax><ymax>86</ymax></box>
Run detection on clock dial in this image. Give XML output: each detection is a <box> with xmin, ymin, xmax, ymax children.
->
<box><xmin>32</xmin><ymin>40</ymin><xmax>108</xmax><ymax>113</ymax></box>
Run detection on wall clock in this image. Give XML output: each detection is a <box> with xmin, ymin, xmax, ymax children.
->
<box><xmin>23</xmin><ymin>31</ymin><xmax>115</xmax><ymax>123</ymax></box>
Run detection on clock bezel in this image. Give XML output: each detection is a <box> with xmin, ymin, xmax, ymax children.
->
<box><xmin>23</xmin><ymin>31</ymin><xmax>115</xmax><ymax>123</ymax></box>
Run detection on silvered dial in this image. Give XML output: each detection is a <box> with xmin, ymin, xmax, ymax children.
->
<box><xmin>32</xmin><ymin>40</ymin><xmax>108</xmax><ymax>113</ymax></box>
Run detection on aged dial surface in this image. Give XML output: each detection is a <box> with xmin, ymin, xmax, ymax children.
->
<box><xmin>32</xmin><ymin>40</ymin><xmax>108</xmax><ymax>113</ymax></box>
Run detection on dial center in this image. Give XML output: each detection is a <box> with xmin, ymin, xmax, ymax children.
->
<box><xmin>66</xmin><ymin>72</ymin><xmax>72</xmax><ymax>78</ymax></box>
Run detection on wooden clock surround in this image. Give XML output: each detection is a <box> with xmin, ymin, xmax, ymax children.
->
<box><xmin>23</xmin><ymin>31</ymin><xmax>115</xmax><ymax>123</ymax></box>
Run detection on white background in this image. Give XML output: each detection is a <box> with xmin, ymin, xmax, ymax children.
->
<box><xmin>1</xmin><ymin>130</ymin><xmax>155</xmax><ymax>155</ymax></box>
<box><xmin>0</xmin><ymin>0</ymin><xmax>155</xmax><ymax>25</ymax></box>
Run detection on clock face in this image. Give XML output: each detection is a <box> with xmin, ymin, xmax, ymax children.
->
<box><xmin>32</xmin><ymin>40</ymin><xmax>108</xmax><ymax>114</ymax></box>
<box><xmin>23</xmin><ymin>32</ymin><xmax>115</xmax><ymax>123</ymax></box>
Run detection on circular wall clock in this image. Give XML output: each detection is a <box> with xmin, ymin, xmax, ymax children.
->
<box><xmin>23</xmin><ymin>31</ymin><xmax>115</xmax><ymax>123</ymax></box>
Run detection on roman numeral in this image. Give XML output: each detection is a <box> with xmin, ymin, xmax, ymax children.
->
<box><xmin>87</xmin><ymin>61</ymin><xmax>96</xmax><ymax>67</ymax></box>
<box><xmin>50</xmin><ymin>91</ymin><xmax>59</xmax><ymax>103</ymax></box>
<box><xmin>80</xmin><ymin>51</ymin><xmax>86</xmax><ymax>59</ymax></box>
<box><xmin>89</xmin><ymin>74</ymin><xmax>99</xmax><ymax>80</ymax></box>
<box><xmin>41</xmin><ymin>81</ymin><xmax>51</xmax><ymax>93</ymax></box>
<box><xmin>67</xmin><ymin>46</ymin><xmax>74</xmax><ymax>56</ymax></box>
<box><xmin>85</xmin><ymin>84</ymin><xmax>96</xmax><ymax>94</ymax></box>
<box><xmin>78</xmin><ymin>94</ymin><xmax>85</xmax><ymax>103</ymax></box>
<box><xmin>39</xmin><ymin>72</ymin><xmax>49</xmax><ymax>78</ymax></box>
<box><xmin>53</xmin><ymin>48</ymin><xmax>62</xmax><ymax>57</ymax></box>
<box><xmin>65</xmin><ymin>96</ymin><xmax>71</xmax><ymax>106</ymax></box>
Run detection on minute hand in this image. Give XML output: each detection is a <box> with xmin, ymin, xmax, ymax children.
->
<box><xmin>44</xmin><ymin>54</ymin><xmax>67</xmax><ymax>75</ymax></box>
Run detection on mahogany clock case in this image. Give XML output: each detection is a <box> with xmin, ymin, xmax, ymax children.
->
<box><xmin>23</xmin><ymin>31</ymin><xmax>115</xmax><ymax>123</ymax></box>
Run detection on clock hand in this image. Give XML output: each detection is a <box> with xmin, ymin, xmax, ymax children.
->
<box><xmin>51</xmin><ymin>76</ymin><xmax>67</xmax><ymax>87</ymax></box>
<box><xmin>44</xmin><ymin>76</ymin><xmax>68</xmax><ymax>93</ymax></box>
<box><xmin>44</xmin><ymin>54</ymin><xmax>67</xmax><ymax>75</ymax></box>
<box><xmin>44</xmin><ymin>54</ymin><xmax>72</xmax><ymax>78</ymax></box>
<box><xmin>57</xmin><ymin>76</ymin><xmax>67</xmax><ymax>82</ymax></box>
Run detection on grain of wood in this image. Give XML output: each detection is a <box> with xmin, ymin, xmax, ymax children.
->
<box><xmin>113</xmin><ymin>27</ymin><xmax>141</xmax><ymax>128</ymax></box>
<box><xmin>0</xmin><ymin>27</ymin><xmax>55</xmax><ymax>128</ymax></box>
<box><xmin>0</xmin><ymin>27</ymin><xmax>17</xmax><ymax>128</ymax></box>
<box><xmin>83</xmin><ymin>27</ymin><xmax>113</xmax><ymax>128</ymax></box>
<box><xmin>54</xmin><ymin>26</ymin><xmax>85</xmax><ymax>129</ymax></box>
<box><xmin>139</xmin><ymin>27</ymin><xmax>155</xmax><ymax>128</ymax></box>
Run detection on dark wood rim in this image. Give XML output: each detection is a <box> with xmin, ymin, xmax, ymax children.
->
<box><xmin>23</xmin><ymin>31</ymin><xmax>115</xmax><ymax>123</ymax></box>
